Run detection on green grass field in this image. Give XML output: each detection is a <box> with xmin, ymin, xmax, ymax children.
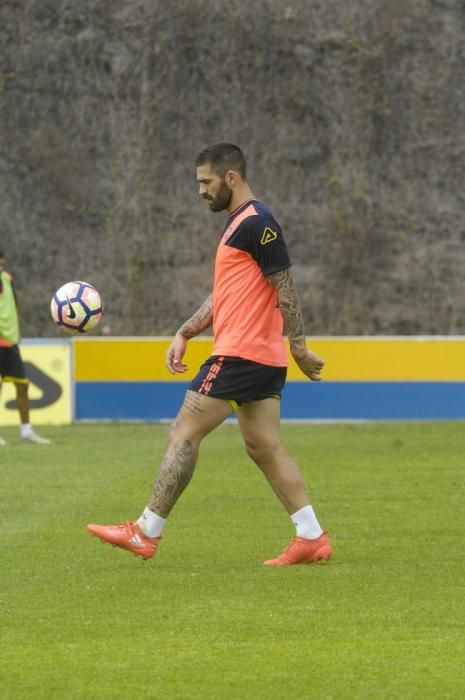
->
<box><xmin>2</xmin><ymin>421</ymin><xmax>465</xmax><ymax>699</ymax></box>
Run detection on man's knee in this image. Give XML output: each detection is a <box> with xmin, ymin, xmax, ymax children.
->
<box><xmin>15</xmin><ymin>381</ymin><xmax>29</xmax><ymax>396</ymax></box>
<box><xmin>168</xmin><ymin>413</ymin><xmax>205</xmax><ymax>449</ymax></box>
<box><xmin>244</xmin><ymin>435</ymin><xmax>282</xmax><ymax>466</ymax></box>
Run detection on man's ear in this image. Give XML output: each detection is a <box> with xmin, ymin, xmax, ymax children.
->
<box><xmin>225</xmin><ymin>170</ymin><xmax>239</xmax><ymax>188</ymax></box>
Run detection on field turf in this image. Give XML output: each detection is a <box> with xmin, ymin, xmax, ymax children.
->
<box><xmin>1</xmin><ymin>421</ymin><xmax>465</xmax><ymax>699</ymax></box>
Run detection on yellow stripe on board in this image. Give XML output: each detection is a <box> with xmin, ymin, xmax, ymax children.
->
<box><xmin>73</xmin><ymin>337</ymin><xmax>465</xmax><ymax>382</ymax></box>
<box><xmin>289</xmin><ymin>337</ymin><xmax>465</xmax><ymax>381</ymax></box>
<box><xmin>74</xmin><ymin>337</ymin><xmax>214</xmax><ymax>381</ymax></box>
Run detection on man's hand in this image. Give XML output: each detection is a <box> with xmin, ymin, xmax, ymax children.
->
<box><xmin>292</xmin><ymin>347</ymin><xmax>325</xmax><ymax>381</ymax></box>
<box><xmin>165</xmin><ymin>332</ymin><xmax>189</xmax><ymax>374</ymax></box>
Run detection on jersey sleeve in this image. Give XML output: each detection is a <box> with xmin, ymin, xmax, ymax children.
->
<box><xmin>236</xmin><ymin>216</ymin><xmax>292</xmax><ymax>276</ymax></box>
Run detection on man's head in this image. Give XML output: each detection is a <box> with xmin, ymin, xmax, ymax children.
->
<box><xmin>195</xmin><ymin>143</ymin><xmax>247</xmax><ymax>212</ymax></box>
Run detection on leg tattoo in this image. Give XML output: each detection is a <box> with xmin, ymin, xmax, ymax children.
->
<box><xmin>148</xmin><ymin>439</ymin><xmax>197</xmax><ymax>518</ymax></box>
<box><xmin>183</xmin><ymin>391</ymin><xmax>206</xmax><ymax>415</ymax></box>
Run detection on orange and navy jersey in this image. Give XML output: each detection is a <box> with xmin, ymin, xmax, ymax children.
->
<box><xmin>212</xmin><ymin>198</ymin><xmax>291</xmax><ymax>367</ymax></box>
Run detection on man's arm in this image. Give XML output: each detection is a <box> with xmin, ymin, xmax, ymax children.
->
<box><xmin>177</xmin><ymin>293</ymin><xmax>213</xmax><ymax>339</ymax></box>
<box><xmin>165</xmin><ymin>293</ymin><xmax>213</xmax><ymax>374</ymax></box>
<box><xmin>267</xmin><ymin>269</ymin><xmax>324</xmax><ymax>381</ymax></box>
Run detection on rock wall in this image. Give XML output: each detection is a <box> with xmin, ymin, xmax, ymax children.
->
<box><xmin>1</xmin><ymin>0</ymin><xmax>464</xmax><ymax>337</ymax></box>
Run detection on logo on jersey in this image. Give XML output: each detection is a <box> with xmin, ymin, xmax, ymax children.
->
<box><xmin>260</xmin><ymin>227</ymin><xmax>278</xmax><ymax>245</ymax></box>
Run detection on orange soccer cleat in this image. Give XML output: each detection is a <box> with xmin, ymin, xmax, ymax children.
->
<box><xmin>263</xmin><ymin>532</ymin><xmax>333</xmax><ymax>566</ymax></box>
<box><xmin>86</xmin><ymin>521</ymin><xmax>160</xmax><ymax>560</ymax></box>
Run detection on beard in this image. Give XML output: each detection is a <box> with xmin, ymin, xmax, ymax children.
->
<box><xmin>206</xmin><ymin>180</ymin><xmax>233</xmax><ymax>212</ymax></box>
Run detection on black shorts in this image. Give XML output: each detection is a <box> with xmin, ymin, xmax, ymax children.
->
<box><xmin>0</xmin><ymin>345</ymin><xmax>27</xmax><ymax>382</ymax></box>
<box><xmin>189</xmin><ymin>355</ymin><xmax>287</xmax><ymax>406</ymax></box>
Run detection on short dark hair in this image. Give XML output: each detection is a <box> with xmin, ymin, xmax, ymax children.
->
<box><xmin>195</xmin><ymin>143</ymin><xmax>247</xmax><ymax>180</ymax></box>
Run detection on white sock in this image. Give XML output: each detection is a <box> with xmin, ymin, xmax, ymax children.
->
<box><xmin>137</xmin><ymin>507</ymin><xmax>166</xmax><ymax>538</ymax></box>
<box><xmin>291</xmin><ymin>505</ymin><xmax>324</xmax><ymax>540</ymax></box>
<box><xmin>20</xmin><ymin>423</ymin><xmax>33</xmax><ymax>438</ymax></box>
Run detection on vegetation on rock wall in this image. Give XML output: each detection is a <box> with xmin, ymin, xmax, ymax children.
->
<box><xmin>1</xmin><ymin>0</ymin><xmax>464</xmax><ymax>337</ymax></box>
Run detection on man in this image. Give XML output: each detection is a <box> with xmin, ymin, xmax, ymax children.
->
<box><xmin>88</xmin><ymin>143</ymin><xmax>332</xmax><ymax>566</ymax></box>
<box><xmin>0</xmin><ymin>251</ymin><xmax>51</xmax><ymax>445</ymax></box>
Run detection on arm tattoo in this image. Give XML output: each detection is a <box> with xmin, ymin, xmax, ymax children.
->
<box><xmin>267</xmin><ymin>269</ymin><xmax>306</xmax><ymax>354</ymax></box>
<box><xmin>177</xmin><ymin>293</ymin><xmax>213</xmax><ymax>339</ymax></box>
<box><xmin>149</xmin><ymin>439</ymin><xmax>197</xmax><ymax>518</ymax></box>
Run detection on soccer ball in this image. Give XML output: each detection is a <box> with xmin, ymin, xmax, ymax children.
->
<box><xmin>51</xmin><ymin>281</ymin><xmax>103</xmax><ymax>334</ymax></box>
